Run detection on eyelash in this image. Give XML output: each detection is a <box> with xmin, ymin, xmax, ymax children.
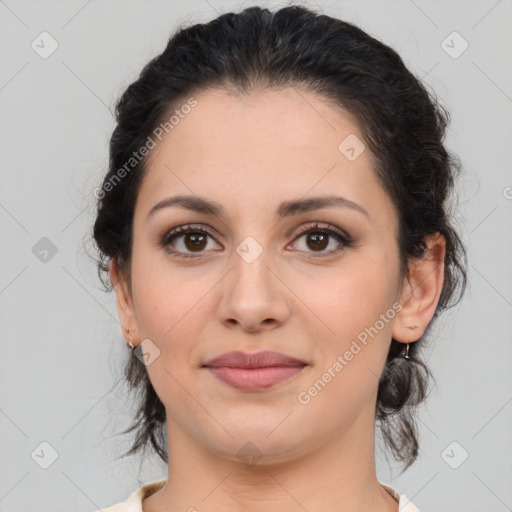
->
<box><xmin>160</xmin><ymin>222</ymin><xmax>353</xmax><ymax>259</ymax></box>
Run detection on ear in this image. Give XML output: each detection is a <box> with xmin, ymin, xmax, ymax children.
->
<box><xmin>392</xmin><ymin>232</ymin><xmax>446</xmax><ymax>343</ymax></box>
<box><xmin>110</xmin><ymin>259</ymin><xmax>140</xmax><ymax>346</ymax></box>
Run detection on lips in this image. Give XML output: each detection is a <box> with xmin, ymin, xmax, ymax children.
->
<box><xmin>203</xmin><ymin>350</ymin><xmax>307</xmax><ymax>369</ymax></box>
<box><xmin>202</xmin><ymin>350</ymin><xmax>308</xmax><ymax>391</ymax></box>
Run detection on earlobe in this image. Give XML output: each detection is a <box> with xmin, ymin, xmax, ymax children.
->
<box><xmin>392</xmin><ymin>233</ymin><xmax>446</xmax><ymax>343</ymax></box>
<box><xmin>110</xmin><ymin>259</ymin><xmax>140</xmax><ymax>345</ymax></box>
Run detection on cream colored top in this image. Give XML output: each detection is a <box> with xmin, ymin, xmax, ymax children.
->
<box><xmin>95</xmin><ymin>479</ymin><xmax>422</xmax><ymax>511</ymax></box>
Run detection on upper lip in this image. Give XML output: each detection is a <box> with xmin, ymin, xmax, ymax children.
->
<box><xmin>203</xmin><ymin>350</ymin><xmax>307</xmax><ymax>369</ymax></box>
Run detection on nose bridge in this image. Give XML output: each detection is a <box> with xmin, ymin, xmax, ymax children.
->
<box><xmin>216</xmin><ymin>232</ymin><xmax>290</xmax><ymax>330</ymax></box>
<box><xmin>231</xmin><ymin>234</ymin><xmax>275</xmax><ymax>298</ymax></box>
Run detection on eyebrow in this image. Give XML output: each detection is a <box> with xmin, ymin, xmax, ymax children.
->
<box><xmin>146</xmin><ymin>194</ymin><xmax>370</xmax><ymax>221</ymax></box>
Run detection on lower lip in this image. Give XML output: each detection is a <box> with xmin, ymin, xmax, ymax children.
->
<box><xmin>205</xmin><ymin>365</ymin><xmax>306</xmax><ymax>391</ymax></box>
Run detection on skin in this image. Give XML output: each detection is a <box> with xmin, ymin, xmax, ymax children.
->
<box><xmin>111</xmin><ymin>87</ymin><xmax>445</xmax><ymax>512</ymax></box>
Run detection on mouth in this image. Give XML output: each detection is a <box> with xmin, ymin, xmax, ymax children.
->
<box><xmin>202</xmin><ymin>350</ymin><xmax>308</xmax><ymax>391</ymax></box>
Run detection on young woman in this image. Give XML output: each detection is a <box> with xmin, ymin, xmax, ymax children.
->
<box><xmin>92</xmin><ymin>5</ymin><xmax>467</xmax><ymax>511</ymax></box>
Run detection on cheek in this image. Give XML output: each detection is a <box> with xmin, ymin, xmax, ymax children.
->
<box><xmin>130</xmin><ymin>251</ymin><xmax>217</xmax><ymax>378</ymax></box>
<box><xmin>293</xmin><ymin>257</ymin><xmax>398</xmax><ymax>388</ymax></box>
<box><xmin>294</xmin><ymin>272</ymin><xmax>395</xmax><ymax>422</ymax></box>
<box><xmin>302</xmin><ymin>261</ymin><xmax>394</xmax><ymax>331</ymax></box>
<box><xmin>130</xmin><ymin>244</ymin><xmax>197</xmax><ymax>335</ymax></box>
<box><xmin>130</xmin><ymin>260</ymin><xmax>209</xmax><ymax>408</ymax></box>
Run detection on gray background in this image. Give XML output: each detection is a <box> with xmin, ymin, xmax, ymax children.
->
<box><xmin>0</xmin><ymin>0</ymin><xmax>511</xmax><ymax>511</ymax></box>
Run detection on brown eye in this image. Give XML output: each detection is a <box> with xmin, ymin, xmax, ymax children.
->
<box><xmin>160</xmin><ymin>225</ymin><xmax>220</xmax><ymax>258</ymax></box>
<box><xmin>183</xmin><ymin>233</ymin><xmax>207</xmax><ymax>252</ymax></box>
<box><xmin>304</xmin><ymin>232</ymin><xmax>329</xmax><ymax>251</ymax></box>
<box><xmin>291</xmin><ymin>223</ymin><xmax>353</xmax><ymax>257</ymax></box>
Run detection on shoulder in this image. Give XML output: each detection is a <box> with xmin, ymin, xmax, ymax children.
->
<box><xmin>94</xmin><ymin>479</ymin><xmax>166</xmax><ymax>512</ymax></box>
<box><xmin>381</xmin><ymin>482</ymin><xmax>423</xmax><ymax>512</ymax></box>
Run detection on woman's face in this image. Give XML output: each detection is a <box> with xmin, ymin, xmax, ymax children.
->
<box><xmin>115</xmin><ymin>87</ymin><xmax>408</xmax><ymax>463</ymax></box>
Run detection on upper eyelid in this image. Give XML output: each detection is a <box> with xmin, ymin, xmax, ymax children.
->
<box><xmin>293</xmin><ymin>222</ymin><xmax>350</xmax><ymax>239</ymax></box>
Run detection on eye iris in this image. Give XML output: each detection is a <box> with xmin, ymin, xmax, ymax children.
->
<box><xmin>306</xmin><ymin>232</ymin><xmax>328</xmax><ymax>251</ymax></box>
<box><xmin>185</xmin><ymin>233</ymin><xmax>207</xmax><ymax>251</ymax></box>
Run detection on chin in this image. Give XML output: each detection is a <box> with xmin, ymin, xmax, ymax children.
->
<box><xmin>204</xmin><ymin>426</ymin><xmax>307</xmax><ymax>466</ymax></box>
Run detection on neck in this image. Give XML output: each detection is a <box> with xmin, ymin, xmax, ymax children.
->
<box><xmin>142</xmin><ymin>403</ymin><xmax>398</xmax><ymax>512</ymax></box>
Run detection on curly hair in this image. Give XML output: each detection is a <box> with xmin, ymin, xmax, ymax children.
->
<box><xmin>92</xmin><ymin>5</ymin><xmax>468</xmax><ymax>474</ymax></box>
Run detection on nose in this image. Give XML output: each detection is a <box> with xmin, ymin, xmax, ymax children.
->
<box><xmin>215</xmin><ymin>245</ymin><xmax>291</xmax><ymax>333</ymax></box>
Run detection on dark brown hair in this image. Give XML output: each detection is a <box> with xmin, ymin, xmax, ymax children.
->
<box><xmin>92</xmin><ymin>5</ymin><xmax>468</xmax><ymax>473</ymax></box>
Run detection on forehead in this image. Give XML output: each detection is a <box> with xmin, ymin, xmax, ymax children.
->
<box><xmin>136</xmin><ymin>87</ymin><xmax>396</xmax><ymax>229</ymax></box>
<box><xmin>156</xmin><ymin>86</ymin><xmax>367</xmax><ymax>158</ymax></box>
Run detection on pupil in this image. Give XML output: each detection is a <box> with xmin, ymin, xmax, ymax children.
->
<box><xmin>186</xmin><ymin>233</ymin><xmax>206</xmax><ymax>251</ymax></box>
<box><xmin>308</xmin><ymin>233</ymin><xmax>327</xmax><ymax>251</ymax></box>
